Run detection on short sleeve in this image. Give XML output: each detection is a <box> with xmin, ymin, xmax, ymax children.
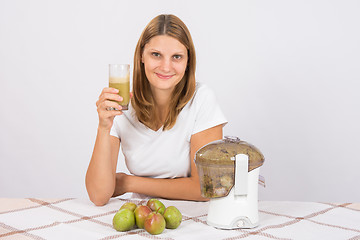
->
<box><xmin>110</xmin><ymin>116</ymin><xmax>121</xmax><ymax>139</ymax></box>
<box><xmin>192</xmin><ymin>84</ymin><xmax>227</xmax><ymax>135</ymax></box>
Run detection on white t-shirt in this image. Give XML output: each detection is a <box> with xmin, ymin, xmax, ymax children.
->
<box><xmin>110</xmin><ymin>82</ymin><xmax>227</xmax><ymax>179</ymax></box>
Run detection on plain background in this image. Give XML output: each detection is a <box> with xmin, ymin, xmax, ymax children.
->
<box><xmin>1</xmin><ymin>0</ymin><xmax>359</xmax><ymax>202</ymax></box>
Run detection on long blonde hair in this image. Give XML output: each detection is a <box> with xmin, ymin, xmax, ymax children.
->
<box><xmin>131</xmin><ymin>14</ymin><xmax>196</xmax><ymax>130</ymax></box>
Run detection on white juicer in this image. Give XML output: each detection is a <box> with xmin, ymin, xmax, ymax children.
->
<box><xmin>195</xmin><ymin>136</ymin><xmax>265</xmax><ymax>229</ymax></box>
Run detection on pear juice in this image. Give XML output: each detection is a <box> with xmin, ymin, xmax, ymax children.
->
<box><xmin>109</xmin><ymin>76</ymin><xmax>130</xmax><ymax>110</ymax></box>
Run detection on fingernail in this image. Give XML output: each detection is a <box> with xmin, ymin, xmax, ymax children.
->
<box><xmin>118</xmin><ymin>105</ymin><xmax>122</xmax><ymax>110</ymax></box>
<box><xmin>118</xmin><ymin>96</ymin><xmax>123</xmax><ymax>101</ymax></box>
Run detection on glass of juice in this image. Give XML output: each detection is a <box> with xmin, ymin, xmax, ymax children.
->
<box><xmin>109</xmin><ymin>64</ymin><xmax>130</xmax><ymax>110</ymax></box>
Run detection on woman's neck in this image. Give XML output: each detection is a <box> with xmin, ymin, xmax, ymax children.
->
<box><xmin>151</xmin><ymin>88</ymin><xmax>172</xmax><ymax>129</ymax></box>
<box><xmin>155</xmin><ymin>101</ymin><xmax>169</xmax><ymax>124</ymax></box>
<box><xmin>153</xmin><ymin>86</ymin><xmax>171</xmax><ymax>106</ymax></box>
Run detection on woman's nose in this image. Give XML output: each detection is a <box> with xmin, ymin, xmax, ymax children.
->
<box><xmin>160</xmin><ymin>58</ymin><xmax>171</xmax><ymax>72</ymax></box>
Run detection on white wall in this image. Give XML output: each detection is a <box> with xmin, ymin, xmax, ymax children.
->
<box><xmin>1</xmin><ymin>0</ymin><xmax>359</xmax><ymax>201</ymax></box>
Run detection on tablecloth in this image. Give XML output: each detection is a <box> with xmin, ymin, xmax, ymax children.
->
<box><xmin>0</xmin><ymin>197</ymin><xmax>359</xmax><ymax>240</ymax></box>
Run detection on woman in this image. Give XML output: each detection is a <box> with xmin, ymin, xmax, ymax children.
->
<box><xmin>86</xmin><ymin>14</ymin><xmax>227</xmax><ymax>206</ymax></box>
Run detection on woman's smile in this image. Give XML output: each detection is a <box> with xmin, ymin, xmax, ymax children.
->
<box><xmin>155</xmin><ymin>73</ymin><xmax>175</xmax><ymax>80</ymax></box>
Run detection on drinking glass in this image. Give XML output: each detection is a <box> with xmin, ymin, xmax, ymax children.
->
<box><xmin>109</xmin><ymin>64</ymin><xmax>130</xmax><ymax>110</ymax></box>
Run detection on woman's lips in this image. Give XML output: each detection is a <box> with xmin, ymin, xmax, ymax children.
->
<box><xmin>156</xmin><ymin>73</ymin><xmax>174</xmax><ymax>79</ymax></box>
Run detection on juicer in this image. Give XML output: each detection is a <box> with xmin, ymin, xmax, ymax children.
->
<box><xmin>195</xmin><ymin>136</ymin><xmax>265</xmax><ymax>229</ymax></box>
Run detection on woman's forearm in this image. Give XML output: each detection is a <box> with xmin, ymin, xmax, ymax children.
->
<box><xmin>86</xmin><ymin>127</ymin><xmax>119</xmax><ymax>206</ymax></box>
<box><xmin>119</xmin><ymin>173</ymin><xmax>208</xmax><ymax>201</ymax></box>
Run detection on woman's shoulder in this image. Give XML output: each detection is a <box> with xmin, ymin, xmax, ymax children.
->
<box><xmin>195</xmin><ymin>81</ymin><xmax>210</xmax><ymax>92</ymax></box>
<box><xmin>184</xmin><ymin>82</ymin><xmax>217</xmax><ymax>111</ymax></box>
<box><xmin>193</xmin><ymin>82</ymin><xmax>216</xmax><ymax>100</ymax></box>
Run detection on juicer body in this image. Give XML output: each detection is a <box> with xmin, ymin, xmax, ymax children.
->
<box><xmin>207</xmin><ymin>165</ymin><xmax>260</xmax><ymax>229</ymax></box>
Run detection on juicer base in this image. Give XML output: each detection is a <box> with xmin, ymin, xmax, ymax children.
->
<box><xmin>206</xmin><ymin>168</ymin><xmax>260</xmax><ymax>229</ymax></box>
<box><xmin>207</xmin><ymin>216</ymin><xmax>259</xmax><ymax>229</ymax></box>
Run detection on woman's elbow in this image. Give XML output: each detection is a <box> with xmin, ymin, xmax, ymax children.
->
<box><xmin>89</xmin><ymin>195</ymin><xmax>110</xmax><ymax>206</ymax></box>
<box><xmin>85</xmin><ymin>180</ymin><xmax>113</xmax><ymax>206</ymax></box>
<box><xmin>193</xmin><ymin>194</ymin><xmax>209</xmax><ymax>202</ymax></box>
<box><xmin>191</xmin><ymin>185</ymin><xmax>209</xmax><ymax>202</ymax></box>
<box><xmin>86</xmin><ymin>184</ymin><xmax>110</xmax><ymax>206</ymax></box>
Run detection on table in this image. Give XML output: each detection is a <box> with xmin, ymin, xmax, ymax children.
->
<box><xmin>1</xmin><ymin>196</ymin><xmax>359</xmax><ymax>240</ymax></box>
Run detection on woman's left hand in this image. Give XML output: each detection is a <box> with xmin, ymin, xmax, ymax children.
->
<box><xmin>112</xmin><ymin>172</ymin><xmax>129</xmax><ymax>197</ymax></box>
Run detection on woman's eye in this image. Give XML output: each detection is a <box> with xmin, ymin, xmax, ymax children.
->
<box><xmin>152</xmin><ymin>52</ymin><xmax>160</xmax><ymax>57</ymax></box>
<box><xmin>173</xmin><ymin>55</ymin><xmax>182</xmax><ymax>60</ymax></box>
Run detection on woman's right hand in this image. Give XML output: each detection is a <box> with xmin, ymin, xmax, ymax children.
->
<box><xmin>96</xmin><ymin>87</ymin><xmax>124</xmax><ymax>130</ymax></box>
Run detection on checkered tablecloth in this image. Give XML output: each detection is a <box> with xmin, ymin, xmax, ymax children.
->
<box><xmin>0</xmin><ymin>197</ymin><xmax>359</xmax><ymax>240</ymax></box>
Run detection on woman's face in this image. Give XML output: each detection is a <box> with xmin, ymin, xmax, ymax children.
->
<box><xmin>142</xmin><ymin>35</ymin><xmax>188</xmax><ymax>95</ymax></box>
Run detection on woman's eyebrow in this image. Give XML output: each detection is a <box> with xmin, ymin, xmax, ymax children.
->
<box><xmin>148</xmin><ymin>48</ymin><xmax>186</xmax><ymax>55</ymax></box>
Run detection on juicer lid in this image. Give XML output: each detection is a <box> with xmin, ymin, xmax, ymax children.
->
<box><xmin>195</xmin><ymin>136</ymin><xmax>265</xmax><ymax>171</ymax></box>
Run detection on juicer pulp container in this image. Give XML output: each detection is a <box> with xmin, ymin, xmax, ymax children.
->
<box><xmin>195</xmin><ymin>136</ymin><xmax>264</xmax><ymax>199</ymax></box>
<box><xmin>195</xmin><ymin>136</ymin><xmax>265</xmax><ymax>229</ymax></box>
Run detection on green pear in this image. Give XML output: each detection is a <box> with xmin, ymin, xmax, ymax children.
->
<box><xmin>120</xmin><ymin>202</ymin><xmax>137</xmax><ymax>212</ymax></box>
<box><xmin>134</xmin><ymin>205</ymin><xmax>152</xmax><ymax>229</ymax></box>
<box><xmin>144</xmin><ymin>211</ymin><xmax>166</xmax><ymax>235</ymax></box>
<box><xmin>163</xmin><ymin>206</ymin><xmax>182</xmax><ymax>229</ymax></box>
<box><xmin>146</xmin><ymin>199</ymin><xmax>165</xmax><ymax>215</ymax></box>
<box><xmin>112</xmin><ymin>208</ymin><xmax>135</xmax><ymax>231</ymax></box>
